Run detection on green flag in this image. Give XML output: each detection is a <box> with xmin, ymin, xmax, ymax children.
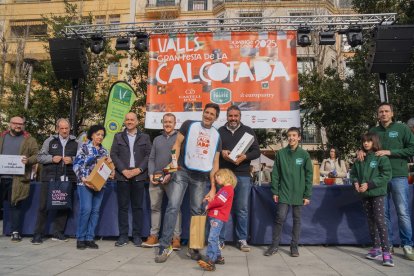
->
<box><xmin>102</xmin><ymin>81</ymin><xmax>137</xmax><ymax>151</ymax></box>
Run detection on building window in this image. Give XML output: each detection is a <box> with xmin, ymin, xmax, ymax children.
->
<box><xmin>109</xmin><ymin>15</ymin><xmax>120</xmax><ymax>24</ymax></box>
<box><xmin>149</xmin><ymin>0</ymin><xmax>178</xmax><ymax>7</ymax></box>
<box><xmin>289</xmin><ymin>11</ymin><xmax>313</xmax><ymax>17</ymax></box>
<box><xmin>10</xmin><ymin>20</ymin><xmax>47</xmax><ymax>38</ymax></box>
<box><xmin>108</xmin><ymin>62</ymin><xmax>119</xmax><ymax>77</ymax></box>
<box><xmin>95</xmin><ymin>16</ymin><xmax>106</xmax><ymax>25</ymax></box>
<box><xmin>188</xmin><ymin>0</ymin><xmax>207</xmax><ymax>11</ymax></box>
<box><xmin>297</xmin><ymin>58</ymin><xmax>314</xmax><ymax>74</ymax></box>
<box><xmin>14</xmin><ymin>0</ymin><xmax>51</xmax><ymax>2</ymax></box>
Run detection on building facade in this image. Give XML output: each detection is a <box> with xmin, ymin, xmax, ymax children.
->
<box><xmin>0</xmin><ymin>0</ymin><xmax>356</xmax><ymax>147</ymax></box>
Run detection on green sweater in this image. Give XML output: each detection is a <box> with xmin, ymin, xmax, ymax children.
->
<box><xmin>271</xmin><ymin>145</ymin><xmax>313</xmax><ymax>205</ymax></box>
<box><xmin>370</xmin><ymin>122</ymin><xmax>414</xmax><ymax>177</ymax></box>
<box><xmin>350</xmin><ymin>152</ymin><xmax>392</xmax><ymax>198</ymax></box>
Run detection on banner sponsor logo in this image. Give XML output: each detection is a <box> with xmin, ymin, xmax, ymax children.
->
<box><xmin>210</xmin><ymin>88</ymin><xmax>231</xmax><ymax>104</ymax></box>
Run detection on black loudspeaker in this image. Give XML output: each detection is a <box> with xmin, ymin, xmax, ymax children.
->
<box><xmin>366</xmin><ymin>25</ymin><xmax>414</xmax><ymax>73</ymax></box>
<box><xmin>49</xmin><ymin>38</ymin><xmax>88</xmax><ymax>80</ymax></box>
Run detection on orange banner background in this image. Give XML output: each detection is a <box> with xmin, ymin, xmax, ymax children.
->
<box><xmin>145</xmin><ymin>31</ymin><xmax>300</xmax><ymax>129</ymax></box>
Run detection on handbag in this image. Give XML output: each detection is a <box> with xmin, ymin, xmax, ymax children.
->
<box><xmin>189</xmin><ymin>211</ymin><xmax>207</xmax><ymax>249</ymax></box>
<box><xmin>46</xmin><ymin>165</ymin><xmax>73</xmax><ymax>210</ymax></box>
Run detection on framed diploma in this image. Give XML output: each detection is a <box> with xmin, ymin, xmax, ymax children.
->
<box><xmin>0</xmin><ymin>155</ymin><xmax>25</xmax><ymax>175</ymax></box>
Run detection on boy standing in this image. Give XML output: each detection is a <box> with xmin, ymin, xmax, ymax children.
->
<box><xmin>264</xmin><ymin>127</ymin><xmax>313</xmax><ymax>257</ymax></box>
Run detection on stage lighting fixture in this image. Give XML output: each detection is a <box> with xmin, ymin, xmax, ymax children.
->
<box><xmin>297</xmin><ymin>26</ymin><xmax>312</xmax><ymax>47</ymax></box>
<box><xmin>346</xmin><ymin>25</ymin><xmax>363</xmax><ymax>47</ymax></box>
<box><xmin>115</xmin><ymin>37</ymin><xmax>130</xmax><ymax>51</ymax></box>
<box><xmin>135</xmin><ymin>32</ymin><xmax>149</xmax><ymax>52</ymax></box>
<box><xmin>319</xmin><ymin>30</ymin><xmax>336</xmax><ymax>45</ymax></box>
<box><xmin>90</xmin><ymin>34</ymin><xmax>105</xmax><ymax>54</ymax></box>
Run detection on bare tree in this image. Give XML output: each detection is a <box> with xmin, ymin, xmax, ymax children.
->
<box><xmin>13</xmin><ymin>26</ymin><xmax>29</xmax><ymax>84</ymax></box>
<box><xmin>0</xmin><ymin>34</ymin><xmax>8</xmax><ymax>96</ymax></box>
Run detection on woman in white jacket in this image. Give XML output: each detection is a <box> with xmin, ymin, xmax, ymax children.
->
<box><xmin>320</xmin><ymin>147</ymin><xmax>347</xmax><ymax>184</ymax></box>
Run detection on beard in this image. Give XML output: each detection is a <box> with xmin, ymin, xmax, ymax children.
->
<box><xmin>227</xmin><ymin>122</ymin><xmax>239</xmax><ymax>130</ymax></box>
<box><xmin>10</xmin><ymin>128</ymin><xmax>23</xmax><ymax>136</ymax></box>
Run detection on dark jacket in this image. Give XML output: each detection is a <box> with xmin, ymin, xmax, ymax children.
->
<box><xmin>0</xmin><ymin>130</ymin><xmax>38</xmax><ymax>205</ymax></box>
<box><xmin>218</xmin><ymin>123</ymin><xmax>260</xmax><ymax>176</ymax></box>
<box><xmin>350</xmin><ymin>153</ymin><xmax>392</xmax><ymax>198</ymax></box>
<box><xmin>110</xmin><ymin>129</ymin><xmax>152</xmax><ymax>181</ymax></box>
<box><xmin>37</xmin><ymin>134</ymin><xmax>78</xmax><ymax>182</ymax></box>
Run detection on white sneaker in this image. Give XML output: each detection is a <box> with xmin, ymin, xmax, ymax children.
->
<box><xmin>403</xmin><ymin>245</ymin><xmax>414</xmax><ymax>261</ymax></box>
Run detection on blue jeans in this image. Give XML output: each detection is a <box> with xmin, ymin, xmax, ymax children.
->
<box><xmin>206</xmin><ymin>217</ymin><xmax>224</xmax><ymax>262</ymax></box>
<box><xmin>76</xmin><ymin>185</ymin><xmax>105</xmax><ymax>241</ymax></box>
<box><xmin>384</xmin><ymin>177</ymin><xmax>413</xmax><ymax>246</ymax></box>
<box><xmin>220</xmin><ymin>176</ymin><xmax>251</xmax><ymax>241</ymax></box>
<box><xmin>159</xmin><ymin>169</ymin><xmax>208</xmax><ymax>248</ymax></box>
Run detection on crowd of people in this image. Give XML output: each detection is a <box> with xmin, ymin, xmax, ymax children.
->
<box><xmin>0</xmin><ymin>102</ymin><xmax>413</xmax><ymax>271</ymax></box>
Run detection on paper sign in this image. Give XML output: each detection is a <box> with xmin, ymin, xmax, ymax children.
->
<box><xmin>97</xmin><ymin>162</ymin><xmax>112</xmax><ymax>180</ymax></box>
<box><xmin>0</xmin><ymin>155</ymin><xmax>25</xmax><ymax>175</ymax></box>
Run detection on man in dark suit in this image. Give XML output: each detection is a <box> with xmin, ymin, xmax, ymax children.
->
<box><xmin>111</xmin><ymin>112</ymin><xmax>152</xmax><ymax>247</ymax></box>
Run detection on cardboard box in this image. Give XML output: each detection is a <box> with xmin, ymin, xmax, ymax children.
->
<box><xmin>229</xmin><ymin>132</ymin><xmax>254</xmax><ymax>162</ymax></box>
<box><xmin>86</xmin><ymin>157</ymin><xmax>115</xmax><ymax>191</ymax></box>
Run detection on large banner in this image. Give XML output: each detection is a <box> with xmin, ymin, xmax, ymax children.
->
<box><xmin>145</xmin><ymin>31</ymin><xmax>300</xmax><ymax>129</ymax></box>
<box><xmin>102</xmin><ymin>81</ymin><xmax>137</xmax><ymax>150</ymax></box>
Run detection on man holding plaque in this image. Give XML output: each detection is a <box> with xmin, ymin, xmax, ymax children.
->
<box><xmin>218</xmin><ymin>105</ymin><xmax>260</xmax><ymax>252</ymax></box>
<box><xmin>31</xmin><ymin>118</ymin><xmax>78</xmax><ymax>244</ymax></box>
<box><xmin>111</xmin><ymin>112</ymin><xmax>152</xmax><ymax>247</ymax></box>
<box><xmin>0</xmin><ymin>116</ymin><xmax>38</xmax><ymax>242</ymax></box>
<box><xmin>143</xmin><ymin>113</ymin><xmax>182</xmax><ymax>250</ymax></box>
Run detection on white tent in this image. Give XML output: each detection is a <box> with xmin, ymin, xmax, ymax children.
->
<box><xmin>250</xmin><ymin>154</ymin><xmax>274</xmax><ymax>172</ymax></box>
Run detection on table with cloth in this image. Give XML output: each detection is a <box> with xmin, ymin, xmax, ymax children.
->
<box><xmin>2</xmin><ymin>182</ymin><xmax>413</xmax><ymax>245</ymax></box>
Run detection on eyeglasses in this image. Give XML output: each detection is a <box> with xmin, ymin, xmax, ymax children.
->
<box><xmin>11</xmin><ymin>122</ymin><xmax>24</xmax><ymax>126</ymax></box>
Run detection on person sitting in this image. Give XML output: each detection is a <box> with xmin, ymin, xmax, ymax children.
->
<box><xmin>320</xmin><ymin>147</ymin><xmax>347</xmax><ymax>184</ymax></box>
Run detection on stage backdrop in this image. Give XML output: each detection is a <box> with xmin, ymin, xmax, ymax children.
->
<box><xmin>145</xmin><ymin>31</ymin><xmax>300</xmax><ymax>129</ymax></box>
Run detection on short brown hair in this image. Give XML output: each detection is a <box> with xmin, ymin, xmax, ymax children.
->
<box><xmin>215</xmin><ymin>168</ymin><xmax>237</xmax><ymax>187</ymax></box>
<box><xmin>361</xmin><ymin>132</ymin><xmax>381</xmax><ymax>152</ymax></box>
<box><xmin>287</xmin><ymin>127</ymin><xmax>301</xmax><ymax>136</ymax></box>
<box><xmin>163</xmin><ymin>113</ymin><xmax>176</xmax><ymax>121</ymax></box>
<box><xmin>378</xmin><ymin>102</ymin><xmax>393</xmax><ymax>112</ymax></box>
<box><xmin>204</xmin><ymin>103</ymin><xmax>220</xmax><ymax>118</ymax></box>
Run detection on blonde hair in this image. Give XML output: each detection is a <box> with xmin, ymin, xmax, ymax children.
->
<box><xmin>215</xmin><ymin>168</ymin><xmax>237</xmax><ymax>188</ymax></box>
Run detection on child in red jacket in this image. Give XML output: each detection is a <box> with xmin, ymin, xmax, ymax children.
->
<box><xmin>198</xmin><ymin>168</ymin><xmax>237</xmax><ymax>271</ymax></box>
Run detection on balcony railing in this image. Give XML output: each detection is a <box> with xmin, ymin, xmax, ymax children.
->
<box><xmin>145</xmin><ymin>0</ymin><xmax>181</xmax><ymax>18</ymax></box>
<box><xmin>213</xmin><ymin>0</ymin><xmax>335</xmax><ymax>9</ymax></box>
<box><xmin>146</xmin><ymin>0</ymin><xmax>180</xmax><ymax>7</ymax></box>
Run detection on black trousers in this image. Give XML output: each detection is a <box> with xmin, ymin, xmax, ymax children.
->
<box><xmin>117</xmin><ymin>180</ymin><xmax>145</xmax><ymax>238</ymax></box>
<box><xmin>1</xmin><ymin>178</ymin><xmax>22</xmax><ymax>233</ymax></box>
<box><xmin>271</xmin><ymin>203</ymin><xmax>302</xmax><ymax>247</ymax></box>
<box><xmin>362</xmin><ymin>196</ymin><xmax>390</xmax><ymax>251</ymax></box>
<box><xmin>34</xmin><ymin>181</ymin><xmax>70</xmax><ymax>236</ymax></box>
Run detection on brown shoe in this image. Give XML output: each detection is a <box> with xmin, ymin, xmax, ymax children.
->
<box><xmin>172</xmin><ymin>237</ymin><xmax>181</xmax><ymax>251</ymax></box>
<box><xmin>142</xmin><ymin>235</ymin><xmax>159</xmax><ymax>248</ymax></box>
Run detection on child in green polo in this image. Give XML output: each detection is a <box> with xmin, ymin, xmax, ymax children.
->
<box><xmin>264</xmin><ymin>127</ymin><xmax>313</xmax><ymax>257</ymax></box>
<box><xmin>350</xmin><ymin>132</ymin><xmax>393</xmax><ymax>267</ymax></box>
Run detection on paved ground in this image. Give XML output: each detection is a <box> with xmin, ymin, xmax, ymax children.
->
<box><xmin>0</xmin><ymin>235</ymin><xmax>414</xmax><ymax>276</ymax></box>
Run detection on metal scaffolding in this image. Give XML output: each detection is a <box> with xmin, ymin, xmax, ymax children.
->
<box><xmin>64</xmin><ymin>13</ymin><xmax>397</xmax><ymax>38</ymax></box>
